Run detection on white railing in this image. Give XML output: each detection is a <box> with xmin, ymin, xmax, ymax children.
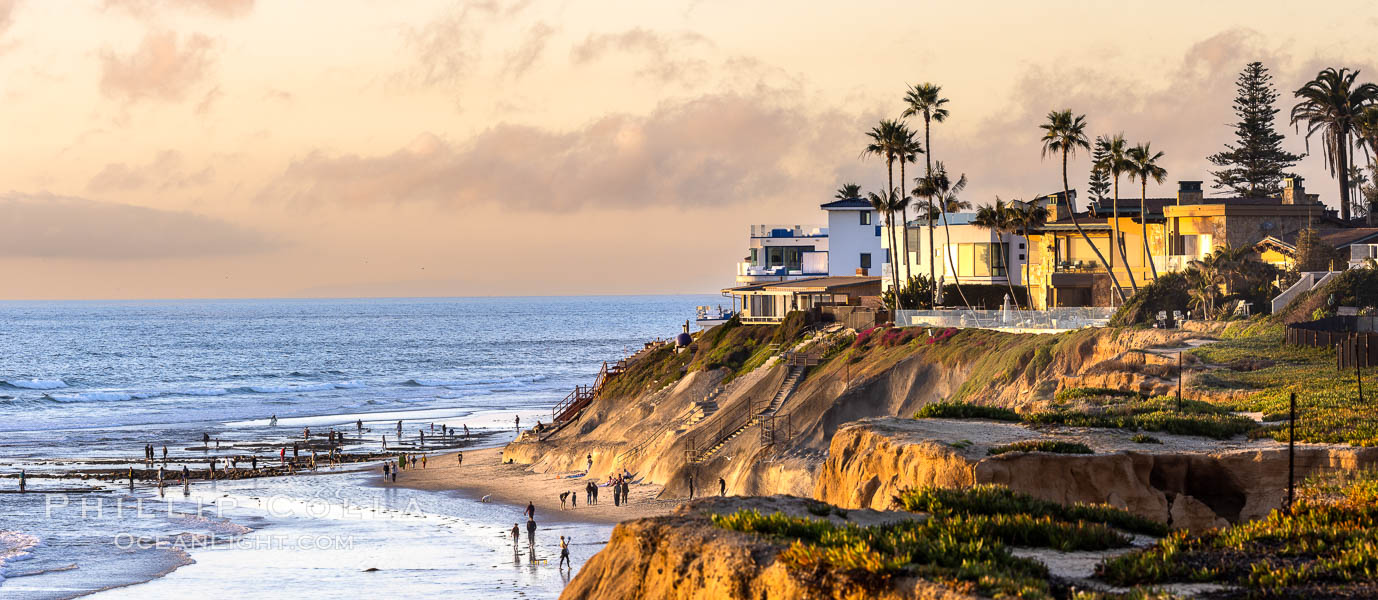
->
<box><xmin>1152</xmin><ymin>255</ymin><xmax>1195</xmax><ymax>273</ymax></box>
<box><xmin>1271</xmin><ymin>271</ymin><xmax>1340</xmax><ymax>314</ymax></box>
<box><xmin>894</xmin><ymin>307</ymin><xmax>1115</xmax><ymax>331</ymax></box>
<box><xmin>750</xmin><ymin>224</ymin><xmax>827</xmax><ymax>238</ymax></box>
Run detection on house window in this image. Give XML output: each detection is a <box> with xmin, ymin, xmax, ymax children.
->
<box><xmin>749</xmin><ymin>248</ymin><xmax>758</xmax><ymax>265</ymax></box>
<box><xmin>860</xmin><ymin>211</ymin><xmax>871</xmax><ymax>226</ymax></box>
<box><xmin>860</xmin><ymin>253</ymin><xmax>872</xmax><ymax>269</ymax></box>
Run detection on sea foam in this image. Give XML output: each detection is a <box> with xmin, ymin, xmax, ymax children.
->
<box><xmin>3</xmin><ymin>379</ymin><xmax>67</xmax><ymax>390</ymax></box>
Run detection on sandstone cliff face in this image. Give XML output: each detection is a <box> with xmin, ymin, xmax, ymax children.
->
<box><xmin>815</xmin><ymin>418</ymin><xmax>1378</xmax><ymax>530</ymax></box>
<box><xmin>560</xmin><ymin>496</ymin><xmax>976</xmax><ymax>600</ymax></box>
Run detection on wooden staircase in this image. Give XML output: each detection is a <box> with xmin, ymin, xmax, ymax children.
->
<box><xmin>686</xmin><ymin>358</ymin><xmax>811</xmax><ymax>464</ymax></box>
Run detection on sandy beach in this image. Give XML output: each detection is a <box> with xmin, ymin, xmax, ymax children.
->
<box><xmin>380</xmin><ymin>447</ymin><xmax>683</xmax><ymax>525</ymax></box>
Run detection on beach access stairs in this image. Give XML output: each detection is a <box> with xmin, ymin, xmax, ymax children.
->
<box><xmin>1271</xmin><ymin>271</ymin><xmax>1340</xmax><ymax>314</ymax></box>
<box><xmin>539</xmin><ymin>359</ymin><xmax>627</xmax><ymax>441</ymax></box>
<box><xmin>684</xmin><ymin>350</ymin><xmax>818</xmax><ymax>464</ymax></box>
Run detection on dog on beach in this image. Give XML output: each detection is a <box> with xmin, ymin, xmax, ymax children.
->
<box><xmin>480</xmin><ymin>494</ymin><xmax>491</xmax><ymax>502</ymax></box>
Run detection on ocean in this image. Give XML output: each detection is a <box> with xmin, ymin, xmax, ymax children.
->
<box><xmin>0</xmin><ymin>295</ymin><xmax>717</xmax><ymax>598</ymax></box>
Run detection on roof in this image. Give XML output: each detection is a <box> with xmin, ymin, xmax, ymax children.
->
<box><xmin>1256</xmin><ymin>228</ymin><xmax>1378</xmax><ymax>254</ymax></box>
<box><xmin>722</xmin><ymin>276</ymin><xmax>881</xmax><ymax>294</ymax></box>
<box><xmin>1087</xmin><ymin>197</ymin><xmax>1174</xmax><ymax>217</ymax></box>
<box><xmin>820</xmin><ymin>198</ymin><xmax>871</xmax><ymax>210</ymax></box>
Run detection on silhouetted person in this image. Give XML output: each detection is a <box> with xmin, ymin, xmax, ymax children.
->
<box><xmin>719</xmin><ymin>477</ymin><xmax>726</xmax><ymax>497</ymax></box>
<box><xmin>687</xmin><ymin>474</ymin><xmax>695</xmax><ymax>500</ymax></box>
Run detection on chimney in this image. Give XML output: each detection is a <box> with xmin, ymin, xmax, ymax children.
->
<box><xmin>1177</xmin><ymin>181</ymin><xmax>1203</xmax><ymax>205</ymax></box>
<box><xmin>1282</xmin><ymin>177</ymin><xmax>1306</xmax><ymax>204</ymax></box>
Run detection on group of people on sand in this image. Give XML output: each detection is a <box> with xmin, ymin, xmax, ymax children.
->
<box><xmin>380</xmin><ymin>452</ymin><xmax>431</xmax><ymax>482</ymax></box>
<box><xmin>511</xmin><ymin>501</ymin><xmax>572</xmax><ymax>569</ymax></box>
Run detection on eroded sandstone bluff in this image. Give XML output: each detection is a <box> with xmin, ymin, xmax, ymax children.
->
<box><xmin>559</xmin><ymin>496</ymin><xmax>976</xmax><ymax>600</ymax></box>
<box><xmin>814</xmin><ymin>417</ymin><xmax>1378</xmax><ymax>530</ymax></box>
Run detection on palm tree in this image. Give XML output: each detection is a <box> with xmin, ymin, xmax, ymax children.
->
<box><xmin>1125</xmin><ymin>142</ymin><xmax>1168</xmax><ymax>281</ymax></box>
<box><xmin>863</xmin><ymin>120</ymin><xmax>908</xmax><ymax>302</ymax></box>
<box><xmin>834</xmin><ymin>183</ymin><xmax>862</xmax><ymax>200</ymax></box>
<box><xmin>867</xmin><ymin>187</ymin><xmax>903</xmax><ymax>309</ymax></box>
<box><xmin>974</xmin><ymin>198</ymin><xmax>1022</xmax><ymax>309</ymax></box>
<box><xmin>1096</xmin><ymin>133</ymin><xmax>1139</xmax><ymax>294</ymax></box>
<box><xmin>895</xmin><ymin>124</ymin><xmax>923</xmax><ymax>280</ymax></box>
<box><xmin>1040</xmin><ymin>110</ymin><xmax>1127</xmax><ymax>304</ymax></box>
<box><xmin>917</xmin><ymin>162</ymin><xmax>972</xmax><ymax>310</ymax></box>
<box><xmin>1008</xmin><ymin>201</ymin><xmax>1049</xmax><ymax>308</ymax></box>
<box><xmin>1290</xmin><ymin>67</ymin><xmax>1378</xmax><ymax>224</ymax></box>
<box><xmin>902</xmin><ymin>83</ymin><xmax>949</xmax><ymax>304</ymax></box>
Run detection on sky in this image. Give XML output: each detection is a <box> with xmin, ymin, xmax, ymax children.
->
<box><xmin>2</xmin><ymin>0</ymin><xmax>1377</xmax><ymax>300</ymax></box>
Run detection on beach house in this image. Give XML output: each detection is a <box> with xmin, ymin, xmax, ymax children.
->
<box><xmin>734</xmin><ymin>198</ymin><xmax>884</xmax><ymax>284</ymax></box>
<box><xmin>880</xmin><ymin>212</ymin><xmax>1027</xmax><ymax>295</ymax></box>
<box><xmin>1025</xmin><ymin>178</ymin><xmax>1339</xmax><ymax>308</ymax></box>
<box><xmin>721</xmin><ymin>276</ymin><xmax>883</xmax><ymax>324</ymax></box>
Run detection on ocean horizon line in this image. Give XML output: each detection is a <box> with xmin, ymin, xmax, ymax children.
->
<box><xmin>0</xmin><ymin>291</ymin><xmax>725</xmax><ymax>304</ymax></box>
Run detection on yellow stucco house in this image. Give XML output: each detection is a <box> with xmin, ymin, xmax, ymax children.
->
<box><xmin>1026</xmin><ymin>178</ymin><xmax>1337</xmax><ymax>308</ymax></box>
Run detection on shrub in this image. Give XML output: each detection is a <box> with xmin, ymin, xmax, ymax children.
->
<box><xmin>895</xmin><ymin>484</ymin><xmax>1168</xmax><ymax>537</ymax></box>
<box><xmin>1130</xmin><ymin>434</ymin><xmax>1161</xmax><ymax>444</ymax></box>
<box><xmin>914</xmin><ymin>402</ymin><xmax>1020</xmax><ymax>422</ymax></box>
<box><xmin>1109</xmin><ymin>272</ymin><xmax>1190</xmax><ymax>327</ymax></box>
<box><xmin>987</xmin><ymin>440</ymin><xmax>1093</xmax><ymax>456</ymax></box>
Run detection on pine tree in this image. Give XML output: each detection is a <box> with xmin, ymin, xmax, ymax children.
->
<box><xmin>1208</xmin><ymin>62</ymin><xmax>1302</xmax><ymax>197</ymax></box>
<box><xmin>1088</xmin><ymin>136</ymin><xmax>1111</xmax><ymax>206</ymax></box>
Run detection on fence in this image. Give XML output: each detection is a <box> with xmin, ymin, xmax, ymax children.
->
<box><xmin>1286</xmin><ymin>316</ymin><xmax>1378</xmax><ymax>369</ymax></box>
<box><xmin>893</xmin><ymin>307</ymin><xmax>1115</xmax><ymax>331</ymax></box>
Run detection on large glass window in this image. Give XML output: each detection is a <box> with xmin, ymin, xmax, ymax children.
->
<box><xmin>860</xmin><ymin>211</ymin><xmax>871</xmax><ymax>225</ymax></box>
<box><xmin>947</xmin><ymin>242</ymin><xmax>1009</xmax><ymax>277</ymax></box>
<box><xmin>766</xmin><ymin>246</ymin><xmax>812</xmax><ymax>269</ymax></box>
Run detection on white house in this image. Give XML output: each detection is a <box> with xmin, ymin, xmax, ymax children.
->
<box><xmin>819</xmin><ymin>197</ymin><xmax>885</xmax><ymax>277</ymax></box>
<box><xmin>733</xmin><ymin>198</ymin><xmax>885</xmax><ymax>284</ymax></box>
<box><xmin>882</xmin><ymin>213</ymin><xmax>1027</xmax><ymax>292</ymax></box>
<box><xmin>736</xmin><ymin>224</ymin><xmax>830</xmax><ymax>283</ymax></box>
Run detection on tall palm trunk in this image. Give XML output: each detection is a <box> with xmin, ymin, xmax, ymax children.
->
<box><xmin>1339</xmin><ymin>135</ymin><xmax>1352</xmax><ymax>222</ymax></box>
<box><xmin>899</xmin><ymin>158</ymin><xmax>910</xmax><ymax>285</ymax></box>
<box><xmin>924</xmin><ymin>116</ymin><xmax>936</xmax><ymax>306</ymax></box>
<box><xmin>1113</xmin><ymin>176</ymin><xmax>1138</xmax><ymax>293</ymax></box>
<box><xmin>1061</xmin><ymin>151</ymin><xmax>1127</xmax><ymax>304</ymax></box>
<box><xmin>885</xmin><ymin>158</ymin><xmax>902</xmax><ymax>310</ymax></box>
<box><xmin>938</xmin><ymin>197</ymin><xmax>972</xmax><ymax>310</ymax></box>
<box><xmin>997</xmin><ymin>230</ymin><xmax>1019</xmax><ymax>310</ymax></box>
<box><xmin>1141</xmin><ymin>179</ymin><xmax>1158</xmax><ymax>280</ymax></box>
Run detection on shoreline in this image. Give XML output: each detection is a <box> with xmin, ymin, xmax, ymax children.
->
<box><xmin>377</xmin><ymin>446</ymin><xmax>683</xmax><ymax>525</ymax></box>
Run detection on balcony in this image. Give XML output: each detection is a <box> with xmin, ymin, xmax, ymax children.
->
<box><xmin>1052</xmin><ymin>260</ymin><xmax>1106</xmax><ymax>273</ymax></box>
<box><xmin>736</xmin><ymin>261</ymin><xmax>827</xmax><ymax>284</ymax></box>
<box><xmin>750</xmin><ymin>224</ymin><xmax>827</xmax><ymax>239</ymax></box>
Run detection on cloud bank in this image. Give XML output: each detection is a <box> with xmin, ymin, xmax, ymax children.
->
<box><xmin>262</xmin><ymin>91</ymin><xmax>861</xmax><ymax>212</ymax></box>
<box><xmin>0</xmin><ymin>194</ymin><xmax>277</xmax><ymax>259</ymax></box>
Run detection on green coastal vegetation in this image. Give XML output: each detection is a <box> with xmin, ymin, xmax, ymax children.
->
<box><xmin>713</xmin><ymin>484</ymin><xmax>1158</xmax><ymax>599</ymax></box>
<box><xmin>1099</xmin><ymin>472</ymin><xmax>1378</xmax><ymax>598</ymax></box>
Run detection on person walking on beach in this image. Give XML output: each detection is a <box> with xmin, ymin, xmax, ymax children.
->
<box><xmin>622</xmin><ymin>479</ymin><xmax>631</xmax><ymax>506</ymax></box>
<box><xmin>559</xmin><ymin>491</ymin><xmax>569</xmax><ymax>510</ymax></box>
<box><xmin>162</xmin><ymin>445</ymin><xmax>168</xmax><ymax>464</ymax></box>
<box><xmin>559</xmin><ymin>536</ymin><xmax>570</xmax><ymax>569</ymax></box>
<box><xmin>526</xmin><ymin>517</ymin><xmax>537</xmax><ymax>546</ymax></box>
<box><xmin>612</xmin><ymin>479</ymin><xmax>620</xmax><ymax>507</ymax></box>
<box><xmin>687</xmin><ymin>473</ymin><xmax>695</xmax><ymax>500</ymax></box>
<box><xmin>182</xmin><ymin>464</ymin><xmax>189</xmax><ymax>482</ymax></box>
<box><xmin>396</xmin><ymin>420</ymin><xmax>402</xmax><ymax>437</ymax></box>
<box><xmin>209</xmin><ymin>458</ymin><xmax>217</xmax><ymax>480</ymax></box>
<box><xmin>357</xmin><ymin>419</ymin><xmax>363</xmax><ymax>432</ymax></box>
<box><xmin>279</xmin><ymin>447</ymin><xmax>286</xmax><ymax>465</ymax></box>
<box><xmin>18</xmin><ymin>469</ymin><xmax>24</xmax><ymax>493</ymax></box>
<box><xmin>251</xmin><ymin>455</ymin><xmax>257</xmax><ymax>470</ymax></box>
<box><xmin>382</xmin><ymin>463</ymin><xmax>390</xmax><ymax>482</ymax></box>
<box><xmin>719</xmin><ymin>477</ymin><xmax>726</xmax><ymax>497</ymax></box>
<box><xmin>515</xmin><ymin>415</ymin><xmax>520</xmax><ymax>431</ymax></box>
<box><xmin>511</xmin><ymin>524</ymin><xmax>520</xmax><ymax>546</ymax></box>
<box><xmin>270</xmin><ymin>414</ymin><xmax>277</xmax><ymax>426</ymax></box>
<box><xmin>457</xmin><ymin>451</ymin><xmax>463</xmax><ymax>465</ymax></box>
<box><xmin>463</xmin><ymin>424</ymin><xmax>469</xmax><ymax>440</ymax></box>
<box><xmin>585</xmin><ymin>481</ymin><xmax>595</xmax><ymax>505</ymax></box>
<box><xmin>419</xmin><ymin>431</ymin><xmax>425</xmax><ymax>449</ymax></box>
<box><xmin>586</xmin><ymin>454</ymin><xmax>593</xmax><ymax>473</ymax></box>
<box><xmin>421</xmin><ymin>454</ymin><xmax>427</xmax><ymax>469</ymax></box>
<box><xmin>570</xmin><ymin>489</ymin><xmax>576</xmax><ymax>508</ymax></box>
<box><xmin>525</xmin><ymin>500</ymin><xmax>535</xmax><ymax>522</ymax></box>
<box><xmin>128</xmin><ymin>467</ymin><xmax>134</xmax><ymax>491</ymax></box>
